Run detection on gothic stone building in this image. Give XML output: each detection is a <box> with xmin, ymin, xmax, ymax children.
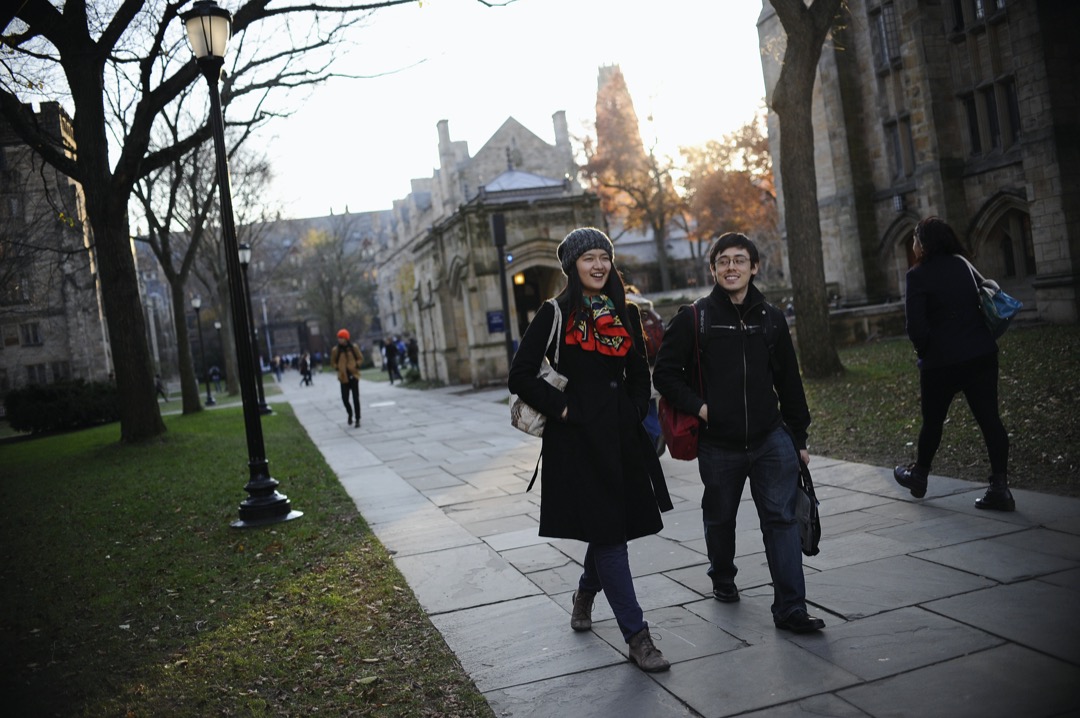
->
<box><xmin>758</xmin><ymin>0</ymin><xmax>1079</xmax><ymax>323</ymax></box>
<box><xmin>377</xmin><ymin>113</ymin><xmax>602</xmax><ymax>387</ymax></box>
<box><xmin>1</xmin><ymin>102</ymin><xmax>111</xmax><ymax>407</ymax></box>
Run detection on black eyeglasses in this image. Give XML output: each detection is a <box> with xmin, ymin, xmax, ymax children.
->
<box><xmin>713</xmin><ymin>256</ymin><xmax>751</xmax><ymax>268</ymax></box>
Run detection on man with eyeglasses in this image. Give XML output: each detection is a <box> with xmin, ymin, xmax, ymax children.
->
<box><xmin>654</xmin><ymin>232</ymin><xmax>824</xmax><ymax>633</ymax></box>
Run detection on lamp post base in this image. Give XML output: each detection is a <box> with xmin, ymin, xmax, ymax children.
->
<box><xmin>231</xmin><ymin>460</ymin><xmax>301</xmax><ymax>529</ymax></box>
<box><xmin>231</xmin><ymin>509</ymin><xmax>303</xmax><ymax>529</ymax></box>
<box><xmin>258</xmin><ymin>403</ymin><xmax>273</xmax><ymax>415</ymax></box>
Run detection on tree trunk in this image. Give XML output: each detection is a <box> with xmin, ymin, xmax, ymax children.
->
<box><xmin>89</xmin><ymin>200</ymin><xmax>169</xmax><ymax>439</ymax></box>
<box><xmin>777</xmin><ymin>108</ymin><xmax>843</xmax><ymax>377</ymax></box>
<box><xmin>770</xmin><ymin>0</ymin><xmax>845</xmax><ymax>379</ymax></box>
<box><xmin>169</xmin><ymin>281</ymin><xmax>203</xmax><ymax>414</ymax></box>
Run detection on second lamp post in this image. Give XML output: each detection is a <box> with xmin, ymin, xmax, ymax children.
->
<box><xmin>191</xmin><ymin>296</ymin><xmax>215</xmax><ymax>406</ymax></box>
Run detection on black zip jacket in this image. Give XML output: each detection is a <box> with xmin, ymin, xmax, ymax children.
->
<box><xmin>653</xmin><ymin>283</ymin><xmax>811</xmax><ymax>451</ymax></box>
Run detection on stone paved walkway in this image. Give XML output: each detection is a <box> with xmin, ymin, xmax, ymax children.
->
<box><xmin>276</xmin><ymin>372</ymin><xmax>1079</xmax><ymax>718</ymax></box>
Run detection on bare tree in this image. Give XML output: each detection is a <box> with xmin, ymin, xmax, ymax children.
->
<box><xmin>296</xmin><ymin>213</ymin><xmax>376</xmax><ymax>340</ymax></box>
<box><xmin>0</xmin><ymin>0</ymin><xmax>502</xmax><ymax>442</ymax></box>
<box><xmin>768</xmin><ymin>0</ymin><xmax>846</xmax><ymax>377</ymax></box>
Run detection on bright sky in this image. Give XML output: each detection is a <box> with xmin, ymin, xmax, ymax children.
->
<box><xmin>263</xmin><ymin>0</ymin><xmax>768</xmax><ymax>219</ymax></box>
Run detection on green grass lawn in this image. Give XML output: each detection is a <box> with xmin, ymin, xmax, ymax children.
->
<box><xmin>804</xmin><ymin>322</ymin><xmax>1080</xmax><ymax>496</ymax></box>
<box><xmin>0</xmin><ymin>406</ymin><xmax>493</xmax><ymax>718</ymax></box>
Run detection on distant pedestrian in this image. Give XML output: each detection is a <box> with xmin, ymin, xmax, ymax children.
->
<box><xmin>209</xmin><ymin>365</ymin><xmax>222</xmax><ymax>393</ymax></box>
<box><xmin>155</xmin><ymin>374</ymin><xmax>168</xmax><ymax>402</ymax></box>
<box><xmin>331</xmin><ymin>329</ymin><xmax>362</xmax><ymax>427</ymax></box>
<box><xmin>407</xmin><ymin>336</ymin><xmax>419</xmax><ymax>371</ymax></box>
<box><xmin>383</xmin><ymin>337</ymin><xmax>403</xmax><ymax>384</ymax></box>
<box><xmin>299</xmin><ymin>352</ymin><xmax>313</xmax><ymax>387</ymax></box>
<box><xmin>508</xmin><ymin>227</ymin><xmax>672</xmax><ymax>673</ymax></box>
<box><xmin>271</xmin><ymin>355</ymin><xmax>283</xmax><ymax>382</ymax></box>
<box><xmin>893</xmin><ymin>217</ymin><xmax>1014</xmax><ymax>511</ymax></box>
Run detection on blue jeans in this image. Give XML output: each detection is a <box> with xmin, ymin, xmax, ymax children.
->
<box><xmin>698</xmin><ymin>426</ymin><xmax>807</xmax><ymax>621</ymax></box>
<box><xmin>578</xmin><ymin>542</ymin><xmax>647</xmax><ymax>642</ymax></box>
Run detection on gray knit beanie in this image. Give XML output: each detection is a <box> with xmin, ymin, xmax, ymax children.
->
<box><xmin>557</xmin><ymin>227</ymin><xmax>614</xmax><ymax>275</ymax></box>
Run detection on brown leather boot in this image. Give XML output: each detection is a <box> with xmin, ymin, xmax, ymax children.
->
<box><xmin>570</xmin><ymin>590</ymin><xmax>596</xmax><ymax>632</ymax></box>
<box><xmin>975</xmin><ymin>473</ymin><xmax>1015</xmax><ymax>512</ymax></box>
<box><xmin>893</xmin><ymin>463</ymin><xmax>928</xmax><ymax>498</ymax></box>
<box><xmin>628</xmin><ymin>627</ymin><xmax>670</xmax><ymax>673</ymax></box>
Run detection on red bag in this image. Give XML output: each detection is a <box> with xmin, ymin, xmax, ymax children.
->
<box><xmin>659</xmin><ymin>396</ymin><xmax>700</xmax><ymax>460</ymax></box>
<box><xmin>658</xmin><ymin>301</ymin><xmax>704</xmax><ymax>461</ymax></box>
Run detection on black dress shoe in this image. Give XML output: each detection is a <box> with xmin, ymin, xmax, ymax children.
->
<box><xmin>775</xmin><ymin>609</ymin><xmax>825</xmax><ymax>633</ymax></box>
<box><xmin>712</xmin><ymin>584</ymin><xmax>740</xmax><ymax>603</ymax></box>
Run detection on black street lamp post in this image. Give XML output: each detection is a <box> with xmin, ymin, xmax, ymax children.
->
<box><xmin>192</xmin><ymin>296</ymin><xmax>216</xmax><ymax>406</ymax></box>
<box><xmin>238</xmin><ymin>243</ymin><xmax>271</xmax><ymax>415</ymax></box>
<box><xmin>182</xmin><ymin>0</ymin><xmax>299</xmax><ymax>528</ymax></box>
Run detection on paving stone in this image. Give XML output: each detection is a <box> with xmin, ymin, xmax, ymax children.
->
<box><xmin>657</xmin><ymin>505</ymin><xmax>707</xmax><ymax>542</ymax></box>
<box><xmin>822</xmin><ymin>508</ymin><xmax>907</xmax><ymax>537</ymax></box>
<box><xmin>484</xmin><ymin>663</ymin><xmax>698</xmax><ymax>718</ymax></box>
<box><xmin>1039</xmin><ymin>566</ymin><xmax>1080</xmax><ymax>592</ymax></box>
<box><xmin>501</xmin><ymin>543</ymin><xmax>574</xmax><ymax>574</ymax></box>
<box><xmin>371</xmin><ymin>509</ymin><xmax>479</xmax><ymax>557</ymax></box>
<box><xmin>425</xmin><ymin>482</ymin><xmax>511</xmax><ymax>507</ymax></box>
<box><xmin>738</xmin><ymin>693</ymin><xmax>872</xmax><ymax>717</ymax></box>
<box><xmin>924</xmin><ymin>580</ymin><xmax>1080</xmax><ymax>664</ymax></box>
<box><xmin>993</xmin><ymin>526</ymin><xmax>1080</xmax><ymax>561</ymax></box>
<box><xmin>805</xmin><ymin>554</ymin><xmax>996</xmax><ymax>619</ymax></box>
<box><xmin>914</xmin><ymin>535</ymin><xmax>1078</xmax><ymax>583</ymax></box>
<box><xmin>526</xmin><ymin>561</ymin><xmax>582</xmax><ymax>596</ymax></box>
<box><xmin>653</xmin><ymin>640</ymin><xmax>861</xmax><ymax>717</ymax></box>
<box><xmin>838</xmin><ymin>644</ymin><xmax>1080</xmax><ymax>718</ymax></box>
<box><xmin>788</xmin><ymin>606</ymin><xmax>1003</xmax><ymax>680</ymax></box>
<box><xmin>484</xmin><ymin>527</ymin><xmax>553</xmax><ymax>552</ymax></box>
<box><xmin>627</xmin><ymin>534</ymin><xmax>713</xmax><ymax>575</ymax></box>
<box><xmin>816</xmin><ymin>485</ymin><xmax>897</xmax><ymax>514</ymax></box>
<box><xmin>430</xmin><ymin>594</ymin><xmax>624</xmax><ymax>693</ymax></box>
<box><xmin>802</xmin><ymin>532</ymin><xmax>915</xmax><ymax>572</ymax></box>
<box><xmin>393</xmin><ymin>543</ymin><xmax>540</xmax><ymax>614</ymax></box>
<box><xmin>869</xmin><ymin>511</ymin><xmax>1023</xmax><ymax>550</ymax></box>
<box><xmin>462</xmin><ymin>513</ymin><xmax>538</xmax><ymax>539</ymax></box>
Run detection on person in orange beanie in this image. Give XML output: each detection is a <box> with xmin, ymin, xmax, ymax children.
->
<box><xmin>330</xmin><ymin>329</ymin><xmax>362</xmax><ymax>427</ymax></box>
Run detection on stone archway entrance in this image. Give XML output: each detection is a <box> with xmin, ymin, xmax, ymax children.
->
<box><xmin>510</xmin><ymin>265</ymin><xmax>564</xmax><ymax>339</ymax></box>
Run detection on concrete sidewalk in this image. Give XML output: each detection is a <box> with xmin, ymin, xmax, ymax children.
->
<box><xmin>278</xmin><ymin>372</ymin><xmax>1079</xmax><ymax>718</ymax></box>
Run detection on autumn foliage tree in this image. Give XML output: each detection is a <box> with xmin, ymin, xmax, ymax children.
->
<box><xmin>582</xmin><ymin>65</ymin><xmax>686</xmax><ymax>292</ymax></box>
<box><xmin>681</xmin><ymin>109</ymin><xmax>781</xmax><ymax>286</ymax></box>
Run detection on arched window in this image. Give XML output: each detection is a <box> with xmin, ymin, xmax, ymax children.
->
<box><xmin>979</xmin><ymin>208</ymin><xmax>1033</xmax><ymax>281</ymax></box>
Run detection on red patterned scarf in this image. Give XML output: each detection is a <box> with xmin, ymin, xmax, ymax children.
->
<box><xmin>565</xmin><ymin>294</ymin><xmax>631</xmax><ymax>356</ymax></box>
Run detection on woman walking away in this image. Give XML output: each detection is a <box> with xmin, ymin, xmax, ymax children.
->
<box><xmin>508</xmin><ymin>227</ymin><xmax>674</xmax><ymax>672</ymax></box>
<box><xmin>894</xmin><ymin>217</ymin><xmax>1014</xmax><ymax>511</ymax></box>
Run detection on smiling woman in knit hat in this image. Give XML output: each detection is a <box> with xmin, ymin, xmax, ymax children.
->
<box><xmin>507</xmin><ymin>226</ymin><xmax>672</xmax><ymax>673</ymax></box>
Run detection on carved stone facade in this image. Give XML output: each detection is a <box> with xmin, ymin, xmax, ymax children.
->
<box><xmin>758</xmin><ymin>0</ymin><xmax>1079</xmax><ymax>322</ymax></box>
<box><xmin>0</xmin><ymin>102</ymin><xmax>111</xmax><ymax>406</ymax></box>
<box><xmin>377</xmin><ymin>114</ymin><xmax>603</xmax><ymax>387</ymax></box>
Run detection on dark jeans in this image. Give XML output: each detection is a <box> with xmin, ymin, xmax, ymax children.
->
<box><xmin>577</xmin><ymin>542</ymin><xmax>646</xmax><ymax>642</ymax></box>
<box><xmin>918</xmin><ymin>353</ymin><xmax>1008</xmax><ymax>475</ymax></box>
<box><xmin>698</xmin><ymin>426</ymin><xmax>806</xmax><ymax>621</ymax></box>
<box><xmin>340</xmin><ymin>377</ymin><xmax>360</xmax><ymax>420</ymax></box>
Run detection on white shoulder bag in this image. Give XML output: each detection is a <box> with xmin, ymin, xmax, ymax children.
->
<box><xmin>509</xmin><ymin>299</ymin><xmax>568</xmax><ymax>437</ymax></box>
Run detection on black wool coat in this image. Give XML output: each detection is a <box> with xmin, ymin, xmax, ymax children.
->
<box><xmin>508</xmin><ymin>299</ymin><xmax>673</xmax><ymax>544</ymax></box>
<box><xmin>905</xmin><ymin>255</ymin><xmax>997</xmax><ymax>370</ymax></box>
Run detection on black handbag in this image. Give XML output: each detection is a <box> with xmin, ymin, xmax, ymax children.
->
<box><xmin>795</xmin><ymin>458</ymin><xmax>821</xmax><ymax>557</ymax></box>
